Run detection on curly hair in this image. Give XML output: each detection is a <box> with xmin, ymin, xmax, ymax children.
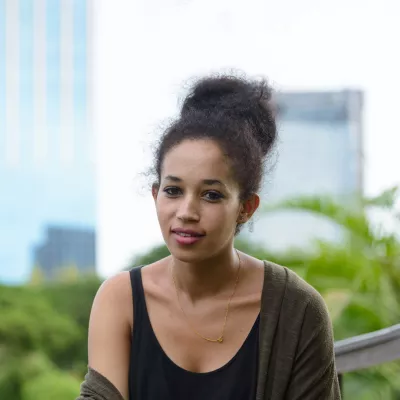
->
<box><xmin>152</xmin><ymin>73</ymin><xmax>278</xmax><ymax>231</ymax></box>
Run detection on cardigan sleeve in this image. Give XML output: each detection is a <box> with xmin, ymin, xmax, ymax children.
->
<box><xmin>284</xmin><ymin>291</ymin><xmax>342</xmax><ymax>400</ymax></box>
<box><xmin>76</xmin><ymin>367</ymin><xmax>125</xmax><ymax>400</ymax></box>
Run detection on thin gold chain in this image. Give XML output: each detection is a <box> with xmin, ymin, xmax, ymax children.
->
<box><xmin>171</xmin><ymin>249</ymin><xmax>242</xmax><ymax>344</ymax></box>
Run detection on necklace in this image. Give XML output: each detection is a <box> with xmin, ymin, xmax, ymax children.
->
<box><xmin>171</xmin><ymin>249</ymin><xmax>242</xmax><ymax>344</ymax></box>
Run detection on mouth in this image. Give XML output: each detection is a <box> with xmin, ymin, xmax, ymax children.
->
<box><xmin>171</xmin><ymin>229</ymin><xmax>205</xmax><ymax>245</ymax></box>
<box><xmin>171</xmin><ymin>229</ymin><xmax>205</xmax><ymax>237</ymax></box>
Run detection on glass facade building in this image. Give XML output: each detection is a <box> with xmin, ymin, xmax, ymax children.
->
<box><xmin>240</xmin><ymin>90</ymin><xmax>364</xmax><ymax>250</ymax></box>
<box><xmin>0</xmin><ymin>0</ymin><xmax>95</xmax><ymax>283</ymax></box>
<box><xmin>33</xmin><ymin>226</ymin><xmax>96</xmax><ymax>280</ymax></box>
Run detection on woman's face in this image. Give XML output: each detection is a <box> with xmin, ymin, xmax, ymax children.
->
<box><xmin>153</xmin><ymin>139</ymin><xmax>243</xmax><ymax>263</ymax></box>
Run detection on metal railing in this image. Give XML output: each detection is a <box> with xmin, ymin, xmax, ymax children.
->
<box><xmin>334</xmin><ymin>324</ymin><xmax>400</xmax><ymax>395</ymax></box>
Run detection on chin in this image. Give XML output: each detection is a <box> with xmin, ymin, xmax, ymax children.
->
<box><xmin>168</xmin><ymin>243</ymin><xmax>212</xmax><ymax>264</ymax></box>
<box><xmin>169</xmin><ymin>249</ymin><xmax>204</xmax><ymax>263</ymax></box>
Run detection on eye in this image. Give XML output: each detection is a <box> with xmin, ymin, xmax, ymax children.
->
<box><xmin>163</xmin><ymin>186</ymin><xmax>182</xmax><ymax>197</ymax></box>
<box><xmin>203</xmin><ymin>191</ymin><xmax>224</xmax><ymax>202</ymax></box>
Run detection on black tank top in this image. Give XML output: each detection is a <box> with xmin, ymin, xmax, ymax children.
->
<box><xmin>128</xmin><ymin>266</ymin><xmax>260</xmax><ymax>400</ymax></box>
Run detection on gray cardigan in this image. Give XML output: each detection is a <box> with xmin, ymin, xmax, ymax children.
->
<box><xmin>77</xmin><ymin>261</ymin><xmax>341</xmax><ymax>399</ymax></box>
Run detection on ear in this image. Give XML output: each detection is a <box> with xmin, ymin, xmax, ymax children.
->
<box><xmin>152</xmin><ymin>183</ymin><xmax>159</xmax><ymax>202</ymax></box>
<box><xmin>237</xmin><ymin>193</ymin><xmax>260</xmax><ymax>224</ymax></box>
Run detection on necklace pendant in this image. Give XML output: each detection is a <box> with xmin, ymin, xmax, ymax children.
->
<box><xmin>217</xmin><ymin>337</ymin><xmax>223</xmax><ymax>343</ymax></box>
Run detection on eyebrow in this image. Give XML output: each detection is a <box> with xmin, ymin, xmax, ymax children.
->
<box><xmin>164</xmin><ymin>175</ymin><xmax>226</xmax><ymax>187</ymax></box>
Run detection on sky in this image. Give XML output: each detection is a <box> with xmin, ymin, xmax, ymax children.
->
<box><xmin>94</xmin><ymin>0</ymin><xmax>400</xmax><ymax>278</ymax></box>
<box><xmin>0</xmin><ymin>0</ymin><xmax>93</xmax><ymax>284</ymax></box>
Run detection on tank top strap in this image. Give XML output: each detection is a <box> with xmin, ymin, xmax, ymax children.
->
<box><xmin>129</xmin><ymin>266</ymin><xmax>149</xmax><ymax>328</ymax></box>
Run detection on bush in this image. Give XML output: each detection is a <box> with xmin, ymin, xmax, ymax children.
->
<box><xmin>22</xmin><ymin>370</ymin><xmax>81</xmax><ymax>400</ymax></box>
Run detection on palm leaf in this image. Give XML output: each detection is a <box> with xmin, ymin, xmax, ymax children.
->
<box><xmin>261</xmin><ymin>195</ymin><xmax>374</xmax><ymax>243</ymax></box>
<box><xmin>364</xmin><ymin>186</ymin><xmax>399</xmax><ymax>209</ymax></box>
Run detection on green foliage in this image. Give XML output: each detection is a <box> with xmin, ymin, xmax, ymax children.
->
<box><xmin>1</xmin><ymin>187</ymin><xmax>399</xmax><ymax>399</ymax></box>
<box><xmin>0</xmin><ymin>277</ymin><xmax>100</xmax><ymax>400</ymax></box>
<box><xmin>261</xmin><ymin>187</ymin><xmax>400</xmax><ymax>398</ymax></box>
<box><xmin>364</xmin><ymin>186</ymin><xmax>399</xmax><ymax>209</ymax></box>
<box><xmin>28</xmin><ymin>266</ymin><xmax>45</xmax><ymax>286</ymax></box>
<box><xmin>0</xmin><ymin>285</ymin><xmax>82</xmax><ymax>357</ymax></box>
<box><xmin>0</xmin><ymin>351</ymin><xmax>54</xmax><ymax>399</ymax></box>
<box><xmin>54</xmin><ymin>264</ymin><xmax>81</xmax><ymax>283</ymax></box>
<box><xmin>21</xmin><ymin>370</ymin><xmax>80</xmax><ymax>400</ymax></box>
<box><xmin>38</xmin><ymin>276</ymin><xmax>102</xmax><ymax>374</ymax></box>
<box><xmin>39</xmin><ymin>276</ymin><xmax>101</xmax><ymax>330</ymax></box>
<box><xmin>262</xmin><ymin>194</ymin><xmax>374</xmax><ymax>243</ymax></box>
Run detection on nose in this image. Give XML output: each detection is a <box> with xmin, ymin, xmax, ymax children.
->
<box><xmin>176</xmin><ymin>195</ymin><xmax>200</xmax><ymax>222</ymax></box>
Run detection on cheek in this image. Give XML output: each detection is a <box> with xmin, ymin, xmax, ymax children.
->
<box><xmin>155</xmin><ymin>197</ymin><xmax>174</xmax><ymax>224</ymax></box>
<box><xmin>206</xmin><ymin>204</ymin><xmax>239</xmax><ymax>230</ymax></box>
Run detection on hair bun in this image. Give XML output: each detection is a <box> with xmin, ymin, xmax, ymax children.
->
<box><xmin>181</xmin><ymin>75</ymin><xmax>276</xmax><ymax>156</ymax></box>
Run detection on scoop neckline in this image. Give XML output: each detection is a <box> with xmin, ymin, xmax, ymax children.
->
<box><xmin>135</xmin><ymin>266</ymin><xmax>261</xmax><ymax>376</ymax></box>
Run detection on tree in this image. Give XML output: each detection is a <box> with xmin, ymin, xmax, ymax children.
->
<box><xmin>38</xmin><ymin>276</ymin><xmax>102</xmax><ymax>375</ymax></box>
<box><xmin>55</xmin><ymin>264</ymin><xmax>81</xmax><ymax>283</ymax></box>
<box><xmin>22</xmin><ymin>370</ymin><xmax>81</xmax><ymax>400</ymax></box>
<box><xmin>28</xmin><ymin>266</ymin><xmax>45</xmax><ymax>286</ymax></box>
<box><xmin>261</xmin><ymin>187</ymin><xmax>400</xmax><ymax>399</ymax></box>
<box><xmin>0</xmin><ymin>275</ymin><xmax>103</xmax><ymax>400</ymax></box>
<box><xmin>0</xmin><ymin>285</ymin><xmax>83</xmax><ymax>399</ymax></box>
<box><xmin>0</xmin><ymin>285</ymin><xmax>82</xmax><ymax>357</ymax></box>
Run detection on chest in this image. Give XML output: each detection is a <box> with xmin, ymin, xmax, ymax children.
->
<box><xmin>144</xmin><ymin>288</ymin><xmax>261</xmax><ymax>373</ymax></box>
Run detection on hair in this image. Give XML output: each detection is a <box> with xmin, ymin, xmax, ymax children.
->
<box><xmin>152</xmin><ymin>73</ymin><xmax>278</xmax><ymax>232</ymax></box>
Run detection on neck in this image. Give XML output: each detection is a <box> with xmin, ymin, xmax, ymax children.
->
<box><xmin>170</xmin><ymin>247</ymin><xmax>240</xmax><ymax>303</ymax></box>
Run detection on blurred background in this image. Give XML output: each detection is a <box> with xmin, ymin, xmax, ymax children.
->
<box><xmin>0</xmin><ymin>0</ymin><xmax>399</xmax><ymax>399</ymax></box>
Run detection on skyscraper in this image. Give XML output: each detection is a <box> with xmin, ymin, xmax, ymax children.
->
<box><xmin>240</xmin><ymin>90</ymin><xmax>364</xmax><ymax>250</ymax></box>
<box><xmin>0</xmin><ymin>0</ymin><xmax>95</xmax><ymax>283</ymax></box>
<box><xmin>33</xmin><ymin>225</ymin><xmax>96</xmax><ymax>280</ymax></box>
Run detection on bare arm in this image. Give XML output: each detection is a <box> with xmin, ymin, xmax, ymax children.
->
<box><xmin>86</xmin><ymin>272</ymin><xmax>133</xmax><ymax>400</ymax></box>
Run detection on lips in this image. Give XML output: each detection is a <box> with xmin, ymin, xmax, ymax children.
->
<box><xmin>171</xmin><ymin>228</ymin><xmax>205</xmax><ymax>245</ymax></box>
<box><xmin>171</xmin><ymin>228</ymin><xmax>204</xmax><ymax>237</ymax></box>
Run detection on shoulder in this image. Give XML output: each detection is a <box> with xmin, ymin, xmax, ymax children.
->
<box><xmin>263</xmin><ymin>259</ymin><xmax>321</xmax><ymax>301</ymax></box>
<box><xmin>263</xmin><ymin>260</ymin><xmax>331</xmax><ymax>328</ymax></box>
<box><xmin>95</xmin><ymin>271</ymin><xmax>132</xmax><ymax>302</ymax></box>
<box><xmin>91</xmin><ymin>271</ymin><xmax>133</xmax><ymax>326</ymax></box>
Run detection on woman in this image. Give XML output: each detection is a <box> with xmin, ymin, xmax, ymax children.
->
<box><xmin>78</xmin><ymin>74</ymin><xmax>341</xmax><ymax>399</ymax></box>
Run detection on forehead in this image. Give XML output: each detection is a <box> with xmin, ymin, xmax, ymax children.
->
<box><xmin>161</xmin><ymin>139</ymin><xmax>232</xmax><ymax>181</ymax></box>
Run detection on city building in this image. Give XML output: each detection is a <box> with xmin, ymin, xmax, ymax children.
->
<box><xmin>0</xmin><ymin>0</ymin><xmax>95</xmax><ymax>283</ymax></box>
<box><xmin>33</xmin><ymin>226</ymin><xmax>96</xmax><ymax>280</ymax></box>
<box><xmin>240</xmin><ymin>90</ymin><xmax>364</xmax><ymax>250</ymax></box>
